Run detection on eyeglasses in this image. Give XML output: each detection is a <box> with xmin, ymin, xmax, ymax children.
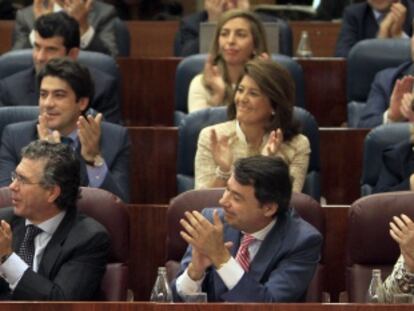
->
<box><xmin>11</xmin><ymin>171</ymin><xmax>41</xmax><ymax>185</ymax></box>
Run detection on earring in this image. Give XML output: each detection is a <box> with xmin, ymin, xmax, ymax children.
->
<box><xmin>271</xmin><ymin>110</ymin><xmax>276</xmax><ymax>116</ymax></box>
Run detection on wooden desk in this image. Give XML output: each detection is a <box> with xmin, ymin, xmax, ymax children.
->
<box><xmin>0</xmin><ymin>302</ymin><xmax>412</xmax><ymax>310</ymax></box>
<box><xmin>118</xmin><ymin>58</ymin><xmax>180</xmax><ymax>126</ymax></box>
<box><xmin>128</xmin><ymin>127</ymin><xmax>177</xmax><ymax>204</ymax></box>
<box><xmin>290</xmin><ymin>21</ymin><xmax>342</xmax><ymax>57</ymax></box>
<box><xmin>297</xmin><ymin>58</ymin><xmax>347</xmax><ymax>127</ymax></box>
<box><xmin>320</xmin><ymin>128</ymin><xmax>369</xmax><ymax>204</ymax></box>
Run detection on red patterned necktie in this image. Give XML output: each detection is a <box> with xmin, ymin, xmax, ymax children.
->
<box><xmin>235</xmin><ymin>234</ymin><xmax>255</xmax><ymax>271</ymax></box>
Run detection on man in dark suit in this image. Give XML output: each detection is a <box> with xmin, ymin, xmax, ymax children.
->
<box><xmin>0</xmin><ymin>140</ymin><xmax>109</xmax><ymax>300</ymax></box>
<box><xmin>335</xmin><ymin>0</ymin><xmax>414</xmax><ymax>57</ymax></box>
<box><xmin>358</xmin><ymin>35</ymin><xmax>414</xmax><ymax>128</ymax></box>
<box><xmin>373</xmin><ymin>137</ymin><xmax>414</xmax><ymax>193</ymax></box>
<box><xmin>0</xmin><ymin>58</ymin><xmax>130</xmax><ymax>202</ymax></box>
<box><xmin>172</xmin><ymin>156</ymin><xmax>322</xmax><ymax>302</ymax></box>
<box><xmin>0</xmin><ymin>12</ymin><xmax>122</xmax><ymax>124</ymax></box>
<box><xmin>13</xmin><ymin>0</ymin><xmax>118</xmax><ymax>57</ymax></box>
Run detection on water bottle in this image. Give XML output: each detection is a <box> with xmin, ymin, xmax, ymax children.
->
<box><xmin>150</xmin><ymin>266</ymin><xmax>173</xmax><ymax>302</ymax></box>
<box><xmin>296</xmin><ymin>31</ymin><xmax>313</xmax><ymax>58</ymax></box>
<box><xmin>366</xmin><ymin>269</ymin><xmax>384</xmax><ymax>303</ymax></box>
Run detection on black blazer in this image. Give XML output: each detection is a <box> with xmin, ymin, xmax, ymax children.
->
<box><xmin>0</xmin><ymin>207</ymin><xmax>109</xmax><ymax>300</ymax></box>
<box><xmin>335</xmin><ymin>1</ymin><xmax>414</xmax><ymax>57</ymax></box>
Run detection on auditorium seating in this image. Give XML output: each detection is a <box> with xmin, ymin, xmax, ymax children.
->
<box><xmin>176</xmin><ymin>106</ymin><xmax>321</xmax><ymax>200</ymax></box>
<box><xmin>165</xmin><ymin>189</ymin><xmax>326</xmax><ymax>302</ymax></box>
<box><xmin>361</xmin><ymin>123</ymin><xmax>410</xmax><ymax>196</ymax></box>
<box><xmin>346</xmin><ymin>191</ymin><xmax>414</xmax><ymax>302</ymax></box>
<box><xmin>346</xmin><ymin>39</ymin><xmax>410</xmax><ymax>127</ymax></box>
<box><xmin>0</xmin><ymin>186</ymin><xmax>130</xmax><ymax>301</ymax></box>
<box><xmin>174</xmin><ymin>54</ymin><xmax>305</xmax><ymax>125</ymax></box>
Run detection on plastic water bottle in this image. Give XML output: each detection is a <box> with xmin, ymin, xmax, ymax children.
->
<box><xmin>366</xmin><ymin>269</ymin><xmax>384</xmax><ymax>303</ymax></box>
<box><xmin>150</xmin><ymin>267</ymin><xmax>173</xmax><ymax>302</ymax></box>
<box><xmin>296</xmin><ymin>31</ymin><xmax>313</xmax><ymax>58</ymax></box>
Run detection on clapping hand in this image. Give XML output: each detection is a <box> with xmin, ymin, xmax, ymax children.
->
<box><xmin>390</xmin><ymin>214</ymin><xmax>414</xmax><ymax>272</ymax></box>
<box><xmin>204</xmin><ymin>54</ymin><xmax>226</xmax><ymax>106</ymax></box>
<box><xmin>37</xmin><ymin>114</ymin><xmax>61</xmax><ymax>143</ymax></box>
<box><xmin>262</xmin><ymin>129</ymin><xmax>283</xmax><ymax>156</ymax></box>
<box><xmin>210</xmin><ymin>129</ymin><xmax>235</xmax><ymax>173</ymax></box>
<box><xmin>388</xmin><ymin>76</ymin><xmax>414</xmax><ymax>121</ymax></box>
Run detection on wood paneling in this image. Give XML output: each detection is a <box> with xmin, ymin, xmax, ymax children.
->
<box><xmin>320</xmin><ymin>128</ymin><xmax>369</xmax><ymax>204</ymax></box>
<box><xmin>118</xmin><ymin>58</ymin><xmax>180</xmax><ymax>126</ymax></box>
<box><xmin>297</xmin><ymin>58</ymin><xmax>347</xmax><ymax>127</ymax></box>
<box><xmin>0</xmin><ymin>20</ymin><xmax>13</xmax><ymax>55</ymax></box>
<box><xmin>128</xmin><ymin>127</ymin><xmax>177</xmax><ymax>204</ymax></box>
<box><xmin>126</xmin><ymin>21</ymin><xmax>179</xmax><ymax>57</ymax></box>
<box><xmin>290</xmin><ymin>21</ymin><xmax>342</xmax><ymax>57</ymax></box>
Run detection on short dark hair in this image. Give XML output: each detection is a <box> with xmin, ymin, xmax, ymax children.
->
<box><xmin>34</xmin><ymin>12</ymin><xmax>80</xmax><ymax>51</ymax></box>
<box><xmin>233</xmin><ymin>155</ymin><xmax>292</xmax><ymax>216</ymax></box>
<box><xmin>37</xmin><ymin>57</ymin><xmax>94</xmax><ymax>109</ymax></box>
<box><xmin>21</xmin><ymin>140</ymin><xmax>80</xmax><ymax>210</ymax></box>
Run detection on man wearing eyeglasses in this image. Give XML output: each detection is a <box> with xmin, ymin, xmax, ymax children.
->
<box><xmin>0</xmin><ymin>140</ymin><xmax>109</xmax><ymax>300</ymax></box>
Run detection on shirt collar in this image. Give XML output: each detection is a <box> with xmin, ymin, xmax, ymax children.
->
<box><xmin>244</xmin><ymin>218</ymin><xmax>276</xmax><ymax>242</ymax></box>
<box><xmin>25</xmin><ymin>211</ymin><xmax>66</xmax><ymax>236</ymax></box>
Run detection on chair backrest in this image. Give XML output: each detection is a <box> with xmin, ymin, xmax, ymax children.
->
<box><xmin>347</xmin><ymin>38</ymin><xmax>410</xmax><ymax>102</ymax></box>
<box><xmin>346</xmin><ymin>191</ymin><xmax>414</xmax><ymax>302</ymax></box>
<box><xmin>114</xmin><ymin>17</ymin><xmax>130</xmax><ymax>57</ymax></box>
<box><xmin>0</xmin><ymin>49</ymin><xmax>120</xmax><ymax>80</ymax></box>
<box><xmin>0</xmin><ymin>187</ymin><xmax>130</xmax><ymax>301</ymax></box>
<box><xmin>174</xmin><ymin>53</ymin><xmax>305</xmax><ymax>116</ymax></box>
<box><xmin>176</xmin><ymin>106</ymin><xmax>321</xmax><ymax>200</ymax></box>
<box><xmin>166</xmin><ymin>189</ymin><xmax>325</xmax><ymax>302</ymax></box>
<box><xmin>346</xmin><ymin>39</ymin><xmax>410</xmax><ymax>127</ymax></box>
<box><xmin>0</xmin><ymin>106</ymin><xmax>39</xmax><ymax>140</ymax></box>
<box><xmin>361</xmin><ymin>123</ymin><xmax>410</xmax><ymax>196</ymax></box>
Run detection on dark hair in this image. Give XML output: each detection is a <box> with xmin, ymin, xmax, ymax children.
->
<box><xmin>37</xmin><ymin>57</ymin><xmax>94</xmax><ymax>110</ymax></box>
<box><xmin>21</xmin><ymin>140</ymin><xmax>80</xmax><ymax>210</ymax></box>
<box><xmin>34</xmin><ymin>11</ymin><xmax>80</xmax><ymax>51</ymax></box>
<box><xmin>205</xmin><ymin>9</ymin><xmax>269</xmax><ymax>107</ymax></box>
<box><xmin>228</xmin><ymin>58</ymin><xmax>300</xmax><ymax>141</ymax></box>
<box><xmin>233</xmin><ymin>155</ymin><xmax>292</xmax><ymax>216</ymax></box>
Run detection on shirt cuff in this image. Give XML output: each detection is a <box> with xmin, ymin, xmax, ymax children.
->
<box><xmin>29</xmin><ymin>30</ymin><xmax>35</xmax><ymax>47</ymax></box>
<box><xmin>80</xmin><ymin>26</ymin><xmax>95</xmax><ymax>49</ymax></box>
<box><xmin>176</xmin><ymin>267</ymin><xmax>205</xmax><ymax>298</ymax></box>
<box><xmin>383</xmin><ymin>109</ymin><xmax>393</xmax><ymax>124</ymax></box>
<box><xmin>0</xmin><ymin>253</ymin><xmax>29</xmax><ymax>290</ymax></box>
<box><xmin>215</xmin><ymin>256</ymin><xmax>244</xmax><ymax>290</ymax></box>
<box><xmin>86</xmin><ymin>161</ymin><xmax>108</xmax><ymax>187</ymax></box>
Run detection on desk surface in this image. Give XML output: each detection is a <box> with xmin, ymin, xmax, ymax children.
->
<box><xmin>0</xmin><ymin>302</ymin><xmax>411</xmax><ymax>311</ymax></box>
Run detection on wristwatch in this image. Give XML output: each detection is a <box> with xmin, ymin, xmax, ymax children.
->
<box><xmin>84</xmin><ymin>154</ymin><xmax>105</xmax><ymax>167</ymax></box>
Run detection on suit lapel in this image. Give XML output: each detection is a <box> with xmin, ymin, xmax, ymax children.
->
<box><xmin>248</xmin><ymin>212</ymin><xmax>290</xmax><ymax>282</ymax></box>
<box><xmin>37</xmin><ymin>209</ymin><xmax>77</xmax><ymax>277</ymax></box>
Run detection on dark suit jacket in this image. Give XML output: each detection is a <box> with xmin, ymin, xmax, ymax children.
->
<box><xmin>335</xmin><ymin>1</ymin><xmax>414</xmax><ymax>57</ymax></box>
<box><xmin>174</xmin><ymin>11</ymin><xmax>288</xmax><ymax>57</ymax></box>
<box><xmin>0</xmin><ymin>120</ymin><xmax>130</xmax><ymax>202</ymax></box>
<box><xmin>13</xmin><ymin>1</ymin><xmax>118</xmax><ymax>57</ymax></box>
<box><xmin>0</xmin><ymin>67</ymin><xmax>122</xmax><ymax>124</ymax></box>
<box><xmin>172</xmin><ymin>208</ymin><xmax>322</xmax><ymax>302</ymax></box>
<box><xmin>0</xmin><ymin>207</ymin><xmax>109</xmax><ymax>300</ymax></box>
<box><xmin>358</xmin><ymin>61</ymin><xmax>411</xmax><ymax>128</ymax></box>
<box><xmin>373</xmin><ymin>139</ymin><xmax>414</xmax><ymax>193</ymax></box>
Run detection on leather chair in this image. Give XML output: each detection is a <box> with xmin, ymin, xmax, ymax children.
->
<box><xmin>174</xmin><ymin>53</ymin><xmax>306</xmax><ymax>125</ymax></box>
<box><xmin>0</xmin><ymin>186</ymin><xmax>130</xmax><ymax>301</ymax></box>
<box><xmin>173</xmin><ymin>17</ymin><xmax>293</xmax><ymax>57</ymax></box>
<box><xmin>361</xmin><ymin>123</ymin><xmax>410</xmax><ymax>196</ymax></box>
<box><xmin>0</xmin><ymin>106</ymin><xmax>39</xmax><ymax>141</ymax></box>
<box><xmin>346</xmin><ymin>39</ymin><xmax>410</xmax><ymax>127</ymax></box>
<box><xmin>165</xmin><ymin>189</ymin><xmax>325</xmax><ymax>302</ymax></box>
<box><xmin>0</xmin><ymin>49</ymin><xmax>120</xmax><ymax>80</ymax></box>
<box><xmin>177</xmin><ymin>106</ymin><xmax>321</xmax><ymax>200</ymax></box>
<box><xmin>114</xmin><ymin>17</ymin><xmax>130</xmax><ymax>57</ymax></box>
<box><xmin>346</xmin><ymin>191</ymin><xmax>414</xmax><ymax>302</ymax></box>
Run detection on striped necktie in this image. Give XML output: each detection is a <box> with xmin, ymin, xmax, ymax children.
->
<box><xmin>235</xmin><ymin>234</ymin><xmax>255</xmax><ymax>271</ymax></box>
